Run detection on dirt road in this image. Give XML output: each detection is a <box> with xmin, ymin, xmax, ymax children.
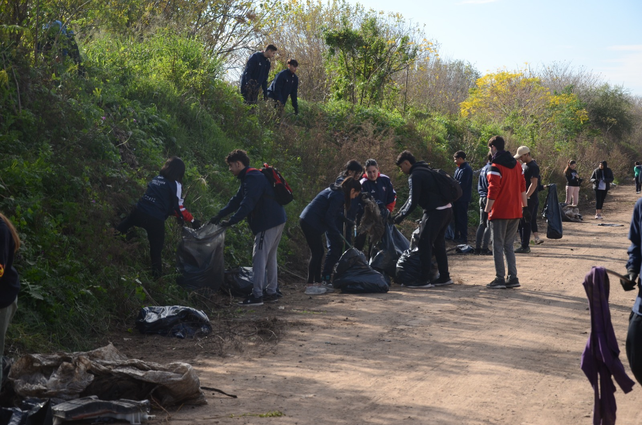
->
<box><xmin>120</xmin><ymin>187</ymin><xmax>642</xmax><ymax>424</ymax></box>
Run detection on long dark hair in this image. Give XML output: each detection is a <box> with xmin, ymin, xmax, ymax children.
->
<box><xmin>340</xmin><ymin>177</ymin><xmax>361</xmax><ymax>210</ymax></box>
<box><xmin>0</xmin><ymin>213</ymin><xmax>20</xmax><ymax>252</ymax></box>
<box><xmin>341</xmin><ymin>160</ymin><xmax>363</xmax><ymax>178</ymax></box>
<box><xmin>160</xmin><ymin>157</ymin><xmax>186</xmax><ymax>184</ymax></box>
<box><xmin>564</xmin><ymin>160</ymin><xmax>576</xmax><ymax>177</ymax></box>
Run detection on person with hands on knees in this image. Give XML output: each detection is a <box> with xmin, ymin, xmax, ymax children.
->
<box><xmin>393</xmin><ymin>150</ymin><xmax>453</xmax><ymax>288</ymax></box>
<box><xmin>0</xmin><ymin>212</ymin><xmax>19</xmax><ymax>384</ymax></box>
<box><xmin>116</xmin><ymin>157</ymin><xmax>199</xmax><ymax>279</ymax></box>
<box><xmin>299</xmin><ymin>177</ymin><xmax>362</xmax><ymax>295</ymax></box>
<box><xmin>210</xmin><ymin>150</ymin><xmax>287</xmax><ymax>306</ymax></box>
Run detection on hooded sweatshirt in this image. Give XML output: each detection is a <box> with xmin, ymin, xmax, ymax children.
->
<box><xmin>487</xmin><ymin>150</ymin><xmax>525</xmax><ymax>220</ymax></box>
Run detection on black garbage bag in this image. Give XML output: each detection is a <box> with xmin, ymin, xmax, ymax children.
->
<box><xmin>222</xmin><ymin>267</ymin><xmax>254</xmax><ymax>297</ymax></box>
<box><xmin>176</xmin><ymin>224</ymin><xmax>225</xmax><ymax>291</ymax></box>
<box><xmin>135</xmin><ymin>306</ymin><xmax>212</xmax><ymax>339</ymax></box>
<box><xmin>0</xmin><ymin>399</ymin><xmax>52</xmax><ymax>425</ymax></box>
<box><xmin>370</xmin><ymin>223</ymin><xmax>410</xmax><ymax>277</ymax></box>
<box><xmin>542</xmin><ymin>184</ymin><xmax>563</xmax><ymax>239</ymax></box>
<box><xmin>332</xmin><ymin>249</ymin><xmax>389</xmax><ymax>294</ymax></box>
<box><xmin>395</xmin><ymin>248</ymin><xmax>422</xmax><ymax>285</ymax></box>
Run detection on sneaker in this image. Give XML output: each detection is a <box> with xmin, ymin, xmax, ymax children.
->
<box><xmin>506</xmin><ymin>277</ymin><xmax>521</xmax><ymax>288</ymax></box>
<box><xmin>514</xmin><ymin>246</ymin><xmax>531</xmax><ymax>254</ymax></box>
<box><xmin>321</xmin><ymin>281</ymin><xmax>335</xmax><ymax>293</ymax></box>
<box><xmin>263</xmin><ymin>293</ymin><xmax>279</xmax><ymax>303</ymax></box>
<box><xmin>432</xmin><ymin>276</ymin><xmax>453</xmax><ymax>286</ymax></box>
<box><xmin>304</xmin><ymin>283</ymin><xmax>327</xmax><ymax>295</ymax></box>
<box><xmin>482</xmin><ymin>248</ymin><xmax>493</xmax><ymax>255</ymax></box>
<box><xmin>404</xmin><ymin>281</ymin><xmax>435</xmax><ymax>289</ymax></box>
<box><xmin>239</xmin><ymin>295</ymin><xmax>264</xmax><ymax>306</ymax></box>
<box><xmin>486</xmin><ymin>278</ymin><xmax>506</xmax><ymax>289</ymax></box>
<box><xmin>534</xmin><ymin>237</ymin><xmax>544</xmax><ymax>245</ymax></box>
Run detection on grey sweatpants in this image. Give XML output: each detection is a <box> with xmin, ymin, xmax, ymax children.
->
<box><xmin>252</xmin><ymin>223</ymin><xmax>285</xmax><ymax>298</ymax></box>
<box><xmin>490</xmin><ymin>219</ymin><xmax>519</xmax><ymax>281</ymax></box>
<box><xmin>0</xmin><ymin>298</ymin><xmax>17</xmax><ymax>383</ymax></box>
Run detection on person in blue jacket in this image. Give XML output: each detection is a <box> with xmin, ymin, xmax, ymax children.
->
<box><xmin>240</xmin><ymin>44</ymin><xmax>277</xmax><ymax>104</ymax></box>
<box><xmin>299</xmin><ymin>177</ymin><xmax>362</xmax><ymax>295</ymax></box>
<box><xmin>210</xmin><ymin>150</ymin><xmax>287</xmax><ymax>306</ymax></box>
<box><xmin>0</xmin><ymin>212</ymin><xmax>19</xmax><ymax>384</ymax></box>
<box><xmin>267</xmin><ymin>59</ymin><xmax>299</xmax><ymax>115</ymax></box>
<box><xmin>334</xmin><ymin>160</ymin><xmax>364</xmax><ymax>245</ymax></box>
<box><xmin>475</xmin><ymin>153</ymin><xmax>493</xmax><ymax>255</ymax></box>
<box><xmin>453</xmin><ymin>150</ymin><xmax>473</xmax><ymax>244</ymax></box>
<box><xmin>117</xmin><ymin>157</ymin><xmax>199</xmax><ymax>278</ymax></box>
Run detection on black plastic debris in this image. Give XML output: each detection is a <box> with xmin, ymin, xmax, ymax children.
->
<box><xmin>542</xmin><ymin>184</ymin><xmax>563</xmax><ymax>239</ymax></box>
<box><xmin>333</xmin><ymin>248</ymin><xmax>389</xmax><ymax>294</ymax></box>
<box><xmin>395</xmin><ymin>248</ymin><xmax>422</xmax><ymax>285</ymax></box>
<box><xmin>370</xmin><ymin>223</ymin><xmax>410</xmax><ymax>277</ymax></box>
<box><xmin>0</xmin><ymin>399</ymin><xmax>52</xmax><ymax>425</ymax></box>
<box><xmin>52</xmin><ymin>397</ymin><xmax>154</xmax><ymax>425</ymax></box>
<box><xmin>176</xmin><ymin>224</ymin><xmax>225</xmax><ymax>291</ymax></box>
<box><xmin>135</xmin><ymin>306</ymin><xmax>211</xmax><ymax>339</ymax></box>
<box><xmin>222</xmin><ymin>267</ymin><xmax>254</xmax><ymax>298</ymax></box>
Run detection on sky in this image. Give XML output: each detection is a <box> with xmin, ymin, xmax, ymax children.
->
<box><xmin>344</xmin><ymin>0</ymin><xmax>642</xmax><ymax>96</ymax></box>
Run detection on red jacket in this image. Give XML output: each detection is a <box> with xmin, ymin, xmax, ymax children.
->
<box><xmin>487</xmin><ymin>151</ymin><xmax>525</xmax><ymax>220</ymax></box>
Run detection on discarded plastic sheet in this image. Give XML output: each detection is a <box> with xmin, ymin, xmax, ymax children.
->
<box><xmin>52</xmin><ymin>396</ymin><xmax>154</xmax><ymax>425</ymax></box>
<box><xmin>8</xmin><ymin>344</ymin><xmax>206</xmax><ymax>406</ymax></box>
<box><xmin>333</xmin><ymin>248</ymin><xmax>389</xmax><ymax>294</ymax></box>
<box><xmin>176</xmin><ymin>224</ymin><xmax>225</xmax><ymax>291</ymax></box>
<box><xmin>455</xmin><ymin>244</ymin><xmax>475</xmax><ymax>254</ymax></box>
<box><xmin>370</xmin><ymin>223</ymin><xmax>410</xmax><ymax>277</ymax></box>
<box><xmin>0</xmin><ymin>399</ymin><xmax>53</xmax><ymax>425</ymax></box>
<box><xmin>223</xmin><ymin>267</ymin><xmax>254</xmax><ymax>297</ymax></box>
<box><xmin>135</xmin><ymin>306</ymin><xmax>212</xmax><ymax>339</ymax></box>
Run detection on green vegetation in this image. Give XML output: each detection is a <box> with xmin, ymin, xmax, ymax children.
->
<box><xmin>1</xmin><ymin>0</ymin><xmax>640</xmax><ymax>352</ymax></box>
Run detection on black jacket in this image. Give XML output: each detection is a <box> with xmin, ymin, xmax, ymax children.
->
<box><xmin>267</xmin><ymin>69</ymin><xmax>299</xmax><ymax>114</ymax></box>
<box><xmin>0</xmin><ymin>218</ymin><xmax>19</xmax><ymax>309</ymax></box>
<box><xmin>590</xmin><ymin>167</ymin><xmax>614</xmax><ymax>191</ymax></box>
<box><xmin>240</xmin><ymin>52</ymin><xmax>271</xmax><ymax>99</ymax></box>
<box><xmin>398</xmin><ymin>161</ymin><xmax>448</xmax><ymax>218</ymax></box>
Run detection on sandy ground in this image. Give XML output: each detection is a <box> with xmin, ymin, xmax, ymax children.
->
<box><xmin>115</xmin><ymin>186</ymin><xmax>642</xmax><ymax>425</ymax></box>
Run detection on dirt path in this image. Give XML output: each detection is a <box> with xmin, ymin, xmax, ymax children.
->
<box><xmin>119</xmin><ymin>187</ymin><xmax>642</xmax><ymax>424</ymax></box>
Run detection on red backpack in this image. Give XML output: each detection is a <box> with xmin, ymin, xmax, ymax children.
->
<box><xmin>261</xmin><ymin>163</ymin><xmax>294</xmax><ymax>205</ymax></box>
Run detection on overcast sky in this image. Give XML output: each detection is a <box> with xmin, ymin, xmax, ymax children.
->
<box><xmin>345</xmin><ymin>0</ymin><xmax>642</xmax><ymax>96</ymax></box>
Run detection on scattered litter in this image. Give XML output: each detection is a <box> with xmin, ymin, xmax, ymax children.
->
<box><xmin>597</xmin><ymin>223</ymin><xmax>624</xmax><ymax>227</ymax></box>
<box><xmin>136</xmin><ymin>306</ymin><xmax>212</xmax><ymax>338</ymax></box>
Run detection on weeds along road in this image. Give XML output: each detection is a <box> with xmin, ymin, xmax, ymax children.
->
<box><xmin>125</xmin><ymin>186</ymin><xmax>642</xmax><ymax>425</ymax></box>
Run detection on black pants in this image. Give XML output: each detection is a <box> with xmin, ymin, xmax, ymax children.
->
<box><xmin>418</xmin><ymin>208</ymin><xmax>453</xmax><ymax>282</ymax></box>
<box><xmin>636</xmin><ymin>178</ymin><xmax>641</xmax><ymax>193</ymax></box>
<box><xmin>300</xmin><ymin>219</ymin><xmax>343</xmax><ymax>283</ymax></box>
<box><xmin>627</xmin><ymin>311</ymin><xmax>642</xmax><ymax>385</ymax></box>
<box><xmin>453</xmin><ymin>200</ymin><xmax>469</xmax><ymax>243</ymax></box>
<box><xmin>519</xmin><ymin>196</ymin><xmax>539</xmax><ymax>248</ymax></box>
<box><xmin>595</xmin><ymin>189</ymin><xmax>608</xmax><ymax>210</ymax></box>
<box><xmin>117</xmin><ymin>207</ymin><xmax>165</xmax><ymax>278</ymax></box>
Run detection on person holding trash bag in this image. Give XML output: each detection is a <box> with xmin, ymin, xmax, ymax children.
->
<box><xmin>210</xmin><ymin>150</ymin><xmax>287</xmax><ymax>306</ymax></box>
<box><xmin>299</xmin><ymin>177</ymin><xmax>362</xmax><ymax>295</ymax></box>
<box><xmin>355</xmin><ymin>159</ymin><xmax>396</xmax><ymax>251</ymax></box>
<box><xmin>590</xmin><ymin>161</ymin><xmax>614</xmax><ymax>220</ymax></box>
<box><xmin>117</xmin><ymin>157</ymin><xmax>200</xmax><ymax>279</ymax></box>
<box><xmin>0</xmin><ymin>213</ymin><xmax>19</xmax><ymax>384</ymax></box>
<box><xmin>392</xmin><ymin>150</ymin><xmax>453</xmax><ymax>288</ymax></box>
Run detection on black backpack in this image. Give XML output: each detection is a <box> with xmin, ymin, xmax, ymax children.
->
<box><xmin>429</xmin><ymin>168</ymin><xmax>462</xmax><ymax>204</ymax></box>
<box><xmin>261</xmin><ymin>163</ymin><xmax>294</xmax><ymax>205</ymax></box>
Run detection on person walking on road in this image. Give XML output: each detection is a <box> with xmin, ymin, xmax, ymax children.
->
<box><xmin>514</xmin><ymin>146</ymin><xmax>543</xmax><ymax>253</ymax></box>
<box><xmin>210</xmin><ymin>150</ymin><xmax>287</xmax><ymax>306</ymax></box>
<box><xmin>590</xmin><ymin>161</ymin><xmax>614</xmax><ymax>220</ymax></box>
<box><xmin>453</xmin><ymin>150</ymin><xmax>473</xmax><ymax>244</ymax></box>
<box><xmin>484</xmin><ymin>136</ymin><xmax>528</xmax><ymax>289</ymax></box>
<box><xmin>634</xmin><ymin>162</ymin><xmax>642</xmax><ymax>194</ymax></box>
<box><xmin>393</xmin><ymin>150</ymin><xmax>453</xmax><ymax>288</ymax></box>
<box><xmin>475</xmin><ymin>153</ymin><xmax>493</xmax><ymax>255</ymax></box>
<box><xmin>240</xmin><ymin>45</ymin><xmax>277</xmax><ymax>104</ymax></box>
<box><xmin>564</xmin><ymin>160</ymin><xmax>581</xmax><ymax>206</ymax></box>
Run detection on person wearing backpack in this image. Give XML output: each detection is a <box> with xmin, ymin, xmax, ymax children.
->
<box><xmin>393</xmin><ymin>150</ymin><xmax>454</xmax><ymax>288</ymax></box>
<box><xmin>116</xmin><ymin>157</ymin><xmax>200</xmax><ymax>279</ymax></box>
<box><xmin>210</xmin><ymin>150</ymin><xmax>287</xmax><ymax>306</ymax></box>
<box><xmin>484</xmin><ymin>136</ymin><xmax>528</xmax><ymax>289</ymax></box>
<box><xmin>240</xmin><ymin>44</ymin><xmax>277</xmax><ymax>104</ymax></box>
<box><xmin>299</xmin><ymin>177</ymin><xmax>362</xmax><ymax>295</ymax></box>
<box><xmin>453</xmin><ymin>150</ymin><xmax>473</xmax><ymax>244</ymax></box>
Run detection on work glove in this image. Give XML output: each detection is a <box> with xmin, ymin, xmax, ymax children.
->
<box><xmin>219</xmin><ymin>220</ymin><xmax>232</xmax><ymax>228</ymax></box>
<box><xmin>522</xmin><ymin>207</ymin><xmax>532</xmax><ymax>224</ymax></box>
<box><xmin>393</xmin><ymin>214</ymin><xmax>404</xmax><ymax>225</ymax></box>
<box><xmin>620</xmin><ymin>270</ymin><xmax>638</xmax><ymax>291</ymax></box>
<box><xmin>209</xmin><ymin>214</ymin><xmax>222</xmax><ymax>225</ymax></box>
<box><xmin>191</xmin><ymin>219</ymin><xmax>202</xmax><ymax>229</ymax></box>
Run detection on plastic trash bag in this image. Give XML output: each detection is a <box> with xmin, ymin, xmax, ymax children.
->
<box><xmin>409</xmin><ymin>227</ymin><xmax>421</xmax><ymax>250</ymax></box>
<box><xmin>52</xmin><ymin>397</ymin><xmax>153</xmax><ymax>424</ymax></box>
<box><xmin>223</xmin><ymin>267</ymin><xmax>254</xmax><ymax>297</ymax></box>
<box><xmin>332</xmin><ymin>249</ymin><xmax>389</xmax><ymax>294</ymax></box>
<box><xmin>370</xmin><ymin>223</ymin><xmax>410</xmax><ymax>277</ymax></box>
<box><xmin>395</xmin><ymin>248</ymin><xmax>422</xmax><ymax>285</ymax></box>
<box><xmin>455</xmin><ymin>244</ymin><xmax>475</xmax><ymax>254</ymax></box>
<box><xmin>0</xmin><ymin>400</ymin><xmax>53</xmax><ymax>425</ymax></box>
<box><xmin>135</xmin><ymin>306</ymin><xmax>212</xmax><ymax>339</ymax></box>
<box><xmin>176</xmin><ymin>224</ymin><xmax>225</xmax><ymax>291</ymax></box>
<box><xmin>542</xmin><ymin>184</ymin><xmax>563</xmax><ymax>239</ymax></box>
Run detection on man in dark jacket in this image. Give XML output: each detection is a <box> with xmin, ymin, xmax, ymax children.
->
<box><xmin>267</xmin><ymin>59</ymin><xmax>299</xmax><ymax>115</ymax></box>
<box><xmin>622</xmin><ymin>197</ymin><xmax>642</xmax><ymax>385</ymax></box>
<box><xmin>210</xmin><ymin>150</ymin><xmax>287</xmax><ymax>306</ymax></box>
<box><xmin>453</xmin><ymin>150</ymin><xmax>473</xmax><ymax>244</ymax></box>
<box><xmin>393</xmin><ymin>150</ymin><xmax>453</xmax><ymax>288</ymax></box>
<box><xmin>240</xmin><ymin>45</ymin><xmax>277</xmax><ymax>103</ymax></box>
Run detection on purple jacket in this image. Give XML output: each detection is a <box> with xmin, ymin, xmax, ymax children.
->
<box><xmin>581</xmin><ymin>267</ymin><xmax>635</xmax><ymax>425</ymax></box>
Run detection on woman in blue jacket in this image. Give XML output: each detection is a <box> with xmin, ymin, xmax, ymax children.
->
<box><xmin>117</xmin><ymin>157</ymin><xmax>199</xmax><ymax>278</ymax></box>
<box><xmin>300</xmin><ymin>177</ymin><xmax>362</xmax><ymax>295</ymax></box>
